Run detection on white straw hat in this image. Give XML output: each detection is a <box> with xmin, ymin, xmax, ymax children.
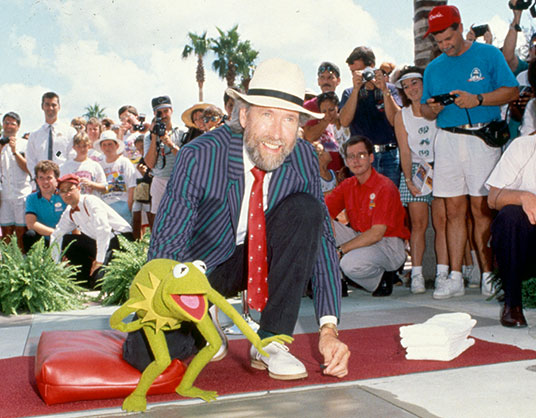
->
<box><xmin>226</xmin><ymin>58</ymin><xmax>324</xmax><ymax>119</ymax></box>
<box><xmin>93</xmin><ymin>130</ymin><xmax>125</xmax><ymax>155</ymax></box>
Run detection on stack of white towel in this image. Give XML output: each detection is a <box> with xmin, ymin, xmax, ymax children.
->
<box><xmin>399</xmin><ymin>313</ymin><xmax>477</xmax><ymax>361</ymax></box>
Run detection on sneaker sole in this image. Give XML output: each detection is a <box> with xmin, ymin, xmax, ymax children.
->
<box><xmin>250</xmin><ymin>359</ymin><xmax>308</xmax><ymax>380</ymax></box>
<box><xmin>411</xmin><ymin>288</ymin><xmax>426</xmax><ymax>294</ymax></box>
<box><xmin>432</xmin><ymin>290</ymin><xmax>465</xmax><ymax>300</ymax></box>
<box><xmin>467</xmin><ymin>283</ymin><xmax>480</xmax><ymax>288</ymax></box>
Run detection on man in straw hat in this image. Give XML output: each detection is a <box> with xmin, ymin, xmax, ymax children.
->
<box><xmin>123</xmin><ymin>58</ymin><xmax>349</xmax><ymax>380</ymax></box>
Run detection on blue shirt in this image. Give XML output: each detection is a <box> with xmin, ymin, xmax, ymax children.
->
<box><xmin>422</xmin><ymin>42</ymin><xmax>518</xmax><ymax>128</ymax></box>
<box><xmin>25</xmin><ymin>191</ymin><xmax>67</xmax><ymax>228</ymax></box>
<box><xmin>339</xmin><ymin>83</ymin><xmax>401</xmax><ymax>145</ymax></box>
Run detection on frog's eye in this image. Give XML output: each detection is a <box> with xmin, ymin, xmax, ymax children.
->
<box><xmin>173</xmin><ymin>263</ymin><xmax>189</xmax><ymax>278</ymax></box>
<box><xmin>192</xmin><ymin>260</ymin><xmax>207</xmax><ymax>274</ymax></box>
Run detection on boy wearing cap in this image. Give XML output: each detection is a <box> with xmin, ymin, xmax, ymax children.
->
<box><xmin>0</xmin><ymin>111</ymin><xmax>32</xmax><ymax>249</ymax></box>
<box><xmin>50</xmin><ymin>173</ymin><xmax>133</xmax><ymax>288</ymax></box>
<box><xmin>420</xmin><ymin>5</ymin><xmax>518</xmax><ymax>300</ymax></box>
<box><xmin>124</xmin><ymin>58</ymin><xmax>349</xmax><ymax>381</ymax></box>
<box><xmin>94</xmin><ymin>130</ymin><xmax>137</xmax><ymax>225</ymax></box>
<box><xmin>143</xmin><ymin>95</ymin><xmax>185</xmax><ymax>227</ymax></box>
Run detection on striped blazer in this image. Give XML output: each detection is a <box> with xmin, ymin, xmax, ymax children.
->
<box><xmin>149</xmin><ymin>124</ymin><xmax>341</xmax><ymax>321</ymax></box>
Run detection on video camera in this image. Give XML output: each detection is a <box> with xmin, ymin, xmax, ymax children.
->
<box><xmin>471</xmin><ymin>24</ymin><xmax>490</xmax><ymax>38</ymax></box>
<box><xmin>431</xmin><ymin>93</ymin><xmax>458</xmax><ymax>106</ymax></box>
<box><xmin>509</xmin><ymin>0</ymin><xmax>536</xmax><ymax>17</ymax></box>
<box><xmin>151</xmin><ymin>111</ymin><xmax>166</xmax><ymax>137</ymax></box>
<box><xmin>0</xmin><ymin>137</ymin><xmax>10</xmax><ymax>145</ymax></box>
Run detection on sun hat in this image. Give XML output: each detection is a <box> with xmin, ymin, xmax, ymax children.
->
<box><xmin>225</xmin><ymin>58</ymin><xmax>324</xmax><ymax>119</ymax></box>
<box><xmin>93</xmin><ymin>130</ymin><xmax>125</xmax><ymax>155</ymax></box>
<box><xmin>181</xmin><ymin>103</ymin><xmax>211</xmax><ymax>128</ymax></box>
<box><xmin>395</xmin><ymin>72</ymin><xmax>423</xmax><ymax>89</ymax></box>
<box><xmin>424</xmin><ymin>5</ymin><xmax>461</xmax><ymax>38</ymax></box>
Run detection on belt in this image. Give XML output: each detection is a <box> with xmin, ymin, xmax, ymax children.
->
<box><xmin>445</xmin><ymin>122</ymin><xmax>488</xmax><ymax>131</ymax></box>
<box><xmin>373</xmin><ymin>143</ymin><xmax>397</xmax><ymax>153</ymax></box>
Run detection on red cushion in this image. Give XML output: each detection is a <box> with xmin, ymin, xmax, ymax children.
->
<box><xmin>35</xmin><ymin>330</ymin><xmax>186</xmax><ymax>405</ymax></box>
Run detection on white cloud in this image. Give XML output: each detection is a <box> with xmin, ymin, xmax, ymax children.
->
<box><xmin>0</xmin><ymin>83</ymin><xmax>49</xmax><ymax>133</ymax></box>
<box><xmin>11</xmin><ymin>34</ymin><xmax>45</xmax><ymax>68</ymax></box>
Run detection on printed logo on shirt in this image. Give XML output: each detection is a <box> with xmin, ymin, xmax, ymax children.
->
<box><xmin>104</xmin><ymin>170</ymin><xmax>127</xmax><ymax>193</ymax></box>
<box><xmin>54</xmin><ymin>202</ymin><xmax>64</xmax><ymax>212</ymax></box>
<box><xmin>418</xmin><ymin>126</ymin><xmax>429</xmax><ymax>135</ymax></box>
<box><xmin>468</xmin><ymin>67</ymin><xmax>484</xmax><ymax>82</ymax></box>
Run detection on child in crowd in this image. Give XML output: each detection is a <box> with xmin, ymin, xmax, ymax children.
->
<box><xmin>94</xmin><ymin>130</ymin><xmax>137</xmax><ymax>225</ymax></box>
<box><xmin>60</xmin><ymin>131</ymin><xmax>107</xmax><ymax>196</ymax></box>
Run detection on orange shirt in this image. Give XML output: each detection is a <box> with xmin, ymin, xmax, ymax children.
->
<box><xmin>325</xmin><ymin>169</ymin><xmax>410</xmax><ymax>240</ymax></box>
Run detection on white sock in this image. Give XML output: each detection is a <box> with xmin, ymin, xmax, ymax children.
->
<box><xmin>437</xmin><ymin>264</ymin><xmax>449</xmax><ymax>275</ymax></box>
<box><xmin>450</xmin><ymin>271</ymin><xmax>463</xmax><ymax>281</ymax></box>
<box><xmin>471</xmin><ymin>250</ymin><xmax>480</xmax><ymax>268</ymax></box>
<box><xmin>412</xmin><ymin>266</ymin><xmax>423</xmax><ymax>277</ymax></box>
<box><xmin>482</xmin><ymin>271</ymin><xmax>493</xmax><ymax>283</ymax></box>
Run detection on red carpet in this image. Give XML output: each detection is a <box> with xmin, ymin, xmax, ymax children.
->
<box><xmin>3</xmin><ymin>324</ymin><xmax>536</xmax><ymax>418</ymax></box>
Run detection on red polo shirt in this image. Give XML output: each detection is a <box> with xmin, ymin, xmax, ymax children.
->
<box><xmin>325</xmin><ymin>169</ymin><xmax>410</xmax><ymax>240</ymax></box>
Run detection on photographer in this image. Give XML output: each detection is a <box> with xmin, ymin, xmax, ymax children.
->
<box><xmin>117</xmin><ymin>105</ymin><xmax>149</xmax><ymax>162</ymax></box>
<box><xmin>143</xmin><ymin>95</ymin><xmax>184</xmax><ymax>227</ymax></box>
<box><xmin>466</xmin><ymin>24</ymin><xmax>493</xmax><ymax>45</ymax></box>
<box><xmin>0</xmin><ymin>112</ymin><xmax>32</xmax><ymax>250</ymax></box>
<box><xmin>339</xmin><ymin>46</ymin><xmax>402</xmax><ymax>187</ymax></box>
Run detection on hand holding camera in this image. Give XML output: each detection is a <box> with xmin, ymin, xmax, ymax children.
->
<box><xmin>431</xmin><ymin>93</ymin><xmax>458</xmax><ymax>106</ymax></box>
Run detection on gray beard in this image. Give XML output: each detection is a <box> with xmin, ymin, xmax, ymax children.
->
<box><xmin>243</xmin><ymin>129</ymin><xmax>296</xmax><ymax>172</ymax></box>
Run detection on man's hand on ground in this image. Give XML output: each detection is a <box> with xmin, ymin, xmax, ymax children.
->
<box><xmin>319</xmin><ymin>328</ymin><xmax>350</xmax><ymax>378</ymax></box>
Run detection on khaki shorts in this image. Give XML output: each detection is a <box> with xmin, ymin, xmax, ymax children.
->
<box><xmin>433</xmin><ymin>129</ymin><xmax>500</xmax><ymax>197</ymax></box>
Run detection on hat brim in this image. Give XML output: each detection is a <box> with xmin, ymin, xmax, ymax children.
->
<box><xmin>181</xmin><ymin>103</ymin><xmax>211</xmax><ymax>128</ymax></box>
<box><xmin>226</xmin><ymin>88</ymin><xmax>324</xmax><ymax>120</ymax></box>
<box><xmin>93</xmin><ymin>137</ymin><xmax>125</xmax><ymax>155</ymax></box>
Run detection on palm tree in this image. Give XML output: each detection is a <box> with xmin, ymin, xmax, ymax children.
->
<box><xmin>210</xmin><ymin>25</ymin><xmax>259</xmax><ymax>88</ymax></box>
<box><xmin>83</xmin><ymin>103</ymin><xmax>106</xmax><ymax>120</ymax></box>
<box><xmin>236</xmin><ymin>40</ymin><xmax>259</xmax><ymax>91</ymax></box>
<box><xmin>413</xmin><ymin>0</ymin><xmax>447</xmax><ymax>68</ymax></box>
<box><xmin>182</xmin><ymin>31</ymin><xmax>210</xmax><ymax>102</ymax></box>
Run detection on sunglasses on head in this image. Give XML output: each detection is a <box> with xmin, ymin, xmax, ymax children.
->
<box><xmin>318</xmin><ymin>64</ymin><xmax>339</xmax><ymax>76</ymax></box>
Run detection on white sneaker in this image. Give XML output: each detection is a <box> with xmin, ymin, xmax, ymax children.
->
<box><xmin>410</xmin><ymin>274</ymin><xmax>426</xmax><ymax>294</ymax></box>
<box><xmin>481</xmin><ymin>274</ymin><xmax>494</xmax><ymax>297</ymax></box>
<box><xmin>433</xmin><ymin>273</ymin><xmax>465</xmax><ymax>300</ymax></box>
<box><xmin>209</xmin><ymin>305</ymin><xmax>228</xmax><ymax>362</ymax></box>
<box><xmin>250</xmin><ymin>341</ymin><xmax>308</xmax><ymax>380</ymax></box>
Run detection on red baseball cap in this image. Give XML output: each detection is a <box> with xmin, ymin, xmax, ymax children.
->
<box><xmin>423</xmin><ymin>5</ymin><xmax>461</xmax><ymax>38</ymax></box>
<box><xmin>57</xmin><ymin>173</ymin><xmax>80</xmax><ymax>188</ymax></box>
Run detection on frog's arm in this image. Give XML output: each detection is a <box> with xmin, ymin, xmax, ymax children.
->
<box><xmin>121</xmin><ymin>326</ymin><xmax>171</xmax><ymax>412</ymax></box>
<box><xmin>175</xmin><ymin>314</ymin><xmax>220</xmax><ymax>401</ymax></box>
<box><xmin>109</xmin><ymin>301</ymin><xmax>143</xmax><ymax>333</ymax></box>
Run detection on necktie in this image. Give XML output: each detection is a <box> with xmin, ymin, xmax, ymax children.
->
<box><xmin>47</xmin><ymin>125</ymin><xmax>54</xmax><ymax>160</ymax></box>
<box><xmin>247</xmin><ymin>167</ymin><xmax>268</xmax><ymax>312</ymax></box>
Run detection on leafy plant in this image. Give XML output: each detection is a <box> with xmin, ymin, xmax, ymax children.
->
<box><xmin>0</xmin><ymin>236</ymin><xmax>85</xmax><ymax>315</ymax></box>
<box><xmin>97</xmin><ymin>232</ymin><xmax>150</xmax><ymax>306</ymax></box>
<box><xmin>489</xmin><ymin>269</ymin><xmax>536</xmax><ymax>308</ymax></box>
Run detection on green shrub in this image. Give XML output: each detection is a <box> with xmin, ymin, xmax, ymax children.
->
<box><xmin>97</xmin><ymin>232</ymin><xmax>150</xmax><ymax>306</ymax></box>
<box><xmin>0</xmin><ymin>236</ymin><xmax>85</xmax><ymax>315</ymax></box>
<box><xmin>522</xmin><ymin>277</ymin><xmax>536</xmax><ymax>308</ymax></box>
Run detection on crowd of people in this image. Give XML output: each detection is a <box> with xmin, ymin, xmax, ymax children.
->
<box><xmin>1</xmin><ymin>1</ymin><xmax>536</xmax><ymax>382</ymax></box>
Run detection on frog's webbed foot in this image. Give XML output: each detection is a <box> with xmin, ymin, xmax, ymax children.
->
<box><xmin>122</xmin><ymin>393</ymin><xmax>147</xmax><ymax>412</ymax></box>
<box><xmin>177</xmin><ymin>385</ymin><xmax>218</xmax><ymax>402</ymax></box>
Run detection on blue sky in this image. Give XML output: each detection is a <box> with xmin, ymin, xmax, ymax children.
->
<box><xmin>1</xmin><ymin>0</ymin><xmax>531</xmax><ymax>133</ymax></box>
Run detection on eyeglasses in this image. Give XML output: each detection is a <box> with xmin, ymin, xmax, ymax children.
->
<box><xmin>345</xmin><ymin>152</ymin><xmax>369</xmax><ymax>160</ymax></box>
<box><xmin>318</xmin><ymin>64</ymin><xmax>339</xmax><ymax>77</ymax></box>
<box><xmin>203</xmin><ymin>115</ymin><xmax>221</xmax><ymax>123</ymax></box>
<box><xmin>58</xmin><ymin>185</ymin><xmax>77</xmax><ymax>194</ymax></box>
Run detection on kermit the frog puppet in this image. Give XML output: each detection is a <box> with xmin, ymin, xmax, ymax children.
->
<box><xmin>110</xmin><ymin>258</ymin><xmax>293</xmax><ymax>412</ymax></box>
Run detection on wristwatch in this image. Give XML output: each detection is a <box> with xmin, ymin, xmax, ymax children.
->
<box><xmin>477</xmin><ymin>94</ymin><xmax>484</xmax><ymax>106</ymax></box>
<box><xmin>511</xmin><ymin>23</ymin><xmax>522</xmax><ymax>32</ymax></box>
<box><xmin>319</xmin><ymin>323</ymin><xmax>339</xmax><ymax>337</ymax></box>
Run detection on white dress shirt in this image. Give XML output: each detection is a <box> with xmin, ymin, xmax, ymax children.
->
<box><xmin>0</xmin><ymin>138</ymin><xmax>32</xmax><ymax>199</ymax></box>
<box><xmin>27</xmin><ymin>121</ymin><xmax>76</xmax><ymax>176</ymax></box>
<box><xmin>51</xmin><ymin>194</ymin><xmax>132</xmax><ymax>263</ymax></box>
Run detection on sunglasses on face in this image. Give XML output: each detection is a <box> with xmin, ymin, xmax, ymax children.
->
<box><xmin>203</xmin><ymin>115</ymin><xmax>221</xmax><ymax>123</ymax></box>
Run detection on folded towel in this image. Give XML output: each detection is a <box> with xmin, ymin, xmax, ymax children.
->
<box><xmin>400</xmin><ymin>332</ymin><xmax>472</xmax><ymax>348</ymax></box>
<box><xmin>405</xmin><ymin>338</ymin><xmax>475</xmax><ymax>361</ymax></box>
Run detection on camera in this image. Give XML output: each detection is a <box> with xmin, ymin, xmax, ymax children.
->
<box><xmin>0</xmin><ymin>137</ymin><xmax>10</xmax><ymax>145</ymax></box>
<box><xmin>362</xmin><ymin>67</ymin><xmax>376</xmax><ymax>82</ymax></box>
<box><xmin>472</xmin><ymin>24</ymin><xmax>489</xmax><ymax>38</ymax></box>
<box><xmin>151</xmin><ymin>111</ymin><xmax>166</xmax><ymax>137</ymax></box>
<box><xmin>132</xmin><ymin>114</ymin><xmax>146</xmax><ymax>132</ymax></box>
<box><xmin>431</xmin><ymin>93</ymin><xmax>458</xmax><ymax>106</ymax></box>
<box><xmin>509</xmin><ymin>0</ymin><xmax>536</xmax><ymax>17</ymax></box>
